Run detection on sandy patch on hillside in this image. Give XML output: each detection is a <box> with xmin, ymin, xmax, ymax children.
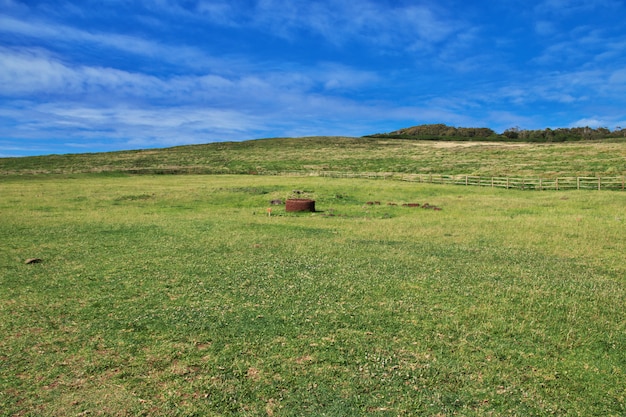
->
<box><xmin>430</xmin><ymin>141</ymin><xmax>534</xmax><ymax>148</ymax></box>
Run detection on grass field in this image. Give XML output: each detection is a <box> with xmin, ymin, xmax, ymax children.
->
<box><xmin>2</xmin><ymin>136</ymin><xmax>626</xmax><ymax>178</ymax></box>
<box><xmin>1</xmin><ymin>173</ymin><xmax>625</xmax><ymax>416</ymax></box>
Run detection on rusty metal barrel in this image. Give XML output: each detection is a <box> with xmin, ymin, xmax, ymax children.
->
<box><xmin>285</xmin><ymin>198</ymin><xmax>316</xmax><ymax>212</ymax></box>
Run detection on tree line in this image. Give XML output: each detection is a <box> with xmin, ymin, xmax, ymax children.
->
<box><xmin>366</xmin><ymin>124</ymin><xmax>626</xmax><ymax>142</ymax></box>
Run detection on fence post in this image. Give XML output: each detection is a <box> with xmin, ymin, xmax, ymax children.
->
<box><xmin>260</xmin><ymin>171</ymin><xmax>624</xmax><ymax>192</ymax></box>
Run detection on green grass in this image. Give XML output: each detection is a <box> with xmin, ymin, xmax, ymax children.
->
<box><xmin>1</xmin><ymin>174</ymin><xmax>625</xmax><ymax>416</ymax></box>
<box><xmin>2</xmin><ymin>136</ymin><xmax>626</xmax><ymax>177</ymax></box>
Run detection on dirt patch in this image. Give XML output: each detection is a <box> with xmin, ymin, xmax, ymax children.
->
<box><xmin>24</xmin><ymin>258</ymin><xmax>42</xmax><ymax>264</ymax></box>
<box><xmin>295</xmin><ymin>355</ymin><xmax>314</xmax><ymax>364</ymax></box>
<box><xmin>430</xmin><ymin>141</ymin><xmax>532</xmax><ymax>149</ymax></box>
<box><xmin>246</xmin><ymin>367</ymin><xmax>262</xmax><ymax>382</ymax></box>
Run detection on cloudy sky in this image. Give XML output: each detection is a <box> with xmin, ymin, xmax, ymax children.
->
<box><xmin>1</xmin><ymin>0</ymin><xmax>626</xmax><ymax>156</ymax></box>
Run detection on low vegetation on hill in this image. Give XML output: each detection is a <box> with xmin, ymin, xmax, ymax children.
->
<box><xmin>367</xmin><ymin>123</ymin><xmax>626</xmax><ymax>142</ymax></box>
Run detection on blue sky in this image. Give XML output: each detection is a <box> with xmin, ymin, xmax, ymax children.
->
<box><xmin>1</xmin><ymin>0</ymin><xmax>626</xmax><ymax>156</ymax></box>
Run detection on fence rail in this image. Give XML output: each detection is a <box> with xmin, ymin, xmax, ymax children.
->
<box><xmin>118</xmin><ymin>167</ymin><xmax>625</xmax><ymax>191</ymax></box>
<box><xmin>259</xmin><ymin>170</ymin><xmax>626</xmax><ymax>191</ymax></box>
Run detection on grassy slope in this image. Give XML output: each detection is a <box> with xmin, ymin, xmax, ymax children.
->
<box><xmin>1</xmin><ymin>136</ymin><xmax>626</xmax><ymax>177</ymax></box>
<box><xmin>1</xmin><ymin>174</ymin><xmax>625</xmax><ymax>416</ymax></box>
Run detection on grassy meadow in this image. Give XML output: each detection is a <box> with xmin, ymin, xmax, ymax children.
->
<box><xmin>2</xmin><ymin>136</ymin><xmax>626</xmax><ymax>177</ymax></box>
<box><xmin>1</xmin><ymin>172</ymin><xmax>625</xmax><ymax>416</ymax></box>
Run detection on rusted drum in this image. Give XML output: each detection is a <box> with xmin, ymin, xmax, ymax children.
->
<box><xmin>285</xmin><ymin>198</ymin><xmax>316</xmax><ymax>212</ymax></box>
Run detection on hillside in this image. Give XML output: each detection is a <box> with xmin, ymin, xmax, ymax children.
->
<box><xmin>1</xmin><ymin>135</ymin><xmax>626</xmax><ymax>178</ymax></box>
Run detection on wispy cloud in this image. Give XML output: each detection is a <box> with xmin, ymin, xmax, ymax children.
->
<box><xmin>145</xmin><ymin>0</ymin><xmax>466</xmax><ymax>53</ymax></box>
<box><xmin>0</xmin><ymin>14</ymin><xmax>219</xmax><ymax>71</ymax></box>
<box><xmin>0</xmin><ymin>43</ymin><xmax>382</xmax><ymax>105</ymax></box>
<box><xmin>0</xmin><ymin>47</ymin><xmax>162</xmax><ymax>99</ymax></box>
<box><xmin>255</xmin><ymin>0</ymin><xmax>465</xmax><ymax>51</ymax></box>
<box><xmin>535</xmin><ymin>0</ymin><xmax>622</xmax><ymax>15</ymax></box>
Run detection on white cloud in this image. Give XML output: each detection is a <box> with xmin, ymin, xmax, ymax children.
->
<box><xmin>486</xmin><ymin>111</ymin><xmax>537</xmax><ymax>132</ymax></box>
<box><xmin>535</xmin><ymin>0</ymin><xmax>621</xmax><ymax>15</ymax></box>
<box><xmin>13</xmin><ymin>102</ymin><xmax>267</xmax><ymax>148</ymax></box>
<box><xmin>0</xmin><ymin>43</ymin><xmax>385</xmax><ymax>112</ymax></box>
<box><xmin>0</xmin><ymin>0</ymin><xmax>27</xmax><ymax>11</ymax></box>
<box><xmin>0</xmin><ymin>14</ymin><xmax>218</xmax><ymax>71</ymax></box>
<box><xmin>195</xmin><ymin>1</ymin><xmax>240</xmax><ymax>25</ymax></box>
<box><xmin>0</xmin><ymin>47</ymin><xmax>163</xmax><ymax>98</ymax></box>
<box><xmin>163</xmin><ymin>0</ymin><xmax>467</xmax><ymax>52</ymax></box>
<box><xmin>570</xmin><ymin>117</ymin><xmax>609</xmax><ymax>128</ymax></box>
<box><xmin>315</xmin><ymin>64</ymin><xmax>379</xmax><ymax>91</ymax></box>
<box><xmin>0</xmin><ymin>48</ymin><xmax>73</xmax><ymax>94</ymax></box>
<box><xmin>608</xmin><ymin>68</ymin><xmax>626</xmax><ymax>85</ymax></box>
<box><xmin>535</xmin><ymin>20</ymin><xmax>556</xmax><ymax>36</ymax></box>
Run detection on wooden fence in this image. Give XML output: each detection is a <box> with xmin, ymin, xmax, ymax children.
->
<box><xmin>260</xmin><ymin>170</ymin><xmax>626</xmax><ymax>191</ymax></box>
<box><xmin>121</xmin><ymin>167</ymin><xmax>625</xmax><ymax>191</ymax></box>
